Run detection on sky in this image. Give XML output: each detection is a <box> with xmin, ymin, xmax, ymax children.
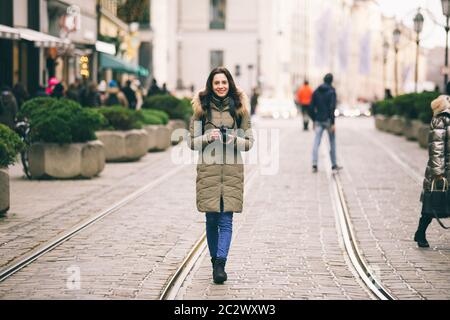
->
<box><xmin>377</xmin><ymin>0</ymin><xmax>446</xmax><ymax>48</ymax></box>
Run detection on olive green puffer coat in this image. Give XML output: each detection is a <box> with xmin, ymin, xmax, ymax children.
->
<box><xmin>421</xmin><ymin>95</ymin><xmax>450</xmax><ymax>201</ymax></box>
<box><xmin>188</xmin><ymin>90</ymin><xmax>255</xmax><ymax>213</ymax></box>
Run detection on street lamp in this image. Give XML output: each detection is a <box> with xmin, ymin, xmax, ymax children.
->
<box><xmin>383</xmin><ymin>40</ymin><xmax>389</xmax><ymax>94</ymax></box>
<box><xmin>441</xmin><ymin>0</ymin><xmax>450</xmax><ymax>92</ymax></box>
<box><xmin>413</xmin><ymin>9</ymin><xmax>424</xmax><ymax>93</ymax></box>
<box><xmin>393</xmin><ymin>26</ymin><xmax>401</xmax><ymax>96</ymax></box>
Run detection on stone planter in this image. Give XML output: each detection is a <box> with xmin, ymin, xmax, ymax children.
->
<box><xmin>96</xmin><ymin>129</ymin><xmax>148</xmax><ymax>162</ymax></box>
<box><xmin>144</xmin><ymin>125</ymin><xmax>171</xmax><ymax>152</ymax></box>
<box><xmin>387</xmin><ymin>116</ymin><xmax>405</xmax><ymax>135</ymax></box>
<box><xmin>168</xmin><ymin>120</ymin><xmax>188</xmax><ymax>145</ymax></box>
<box><xmin>404</xmin><ymin>119</ymin><xmax>422</xmax><ymax>141</ymax></box>
<box><xmin>0</xmin><ymin>168</ymin><xmax>9</xmax><ymax>215</ymax></box>
<box><xmin>29</xmin><ymin>140</ymin><xmax>105</xmax><ymax>179</ymax></box>
<box><xmin>375</xmin><ymin>115</ymin><xmax>388</xmax><ymax>131</ymax></box>
<box><xmin>418</xmin><ymin>123</ymin><xmax>430</xmax><ymax>149</ymax></box>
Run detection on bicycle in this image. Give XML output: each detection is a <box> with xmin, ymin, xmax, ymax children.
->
<box><xmin>14</xmin><ymin>118</ymin><xmax>32</xmax><ymax>180</ymax></box>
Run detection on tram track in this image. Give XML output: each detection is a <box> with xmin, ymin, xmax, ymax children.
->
<box><xmin>321</xmin><ymin>138</ymin><xmax>396</xmax><ymax>300</ymax></box>
<box><xmin>0</xmin><ymin>119</ymin><xmax>408</xmax><ymax>299</ymax></box>
<box><xmin>158</xmin><ymin>125</ymin><xmax>398</xmax><ymax>301</ymax></box>
<box><xmin>0</xmin><ymin>161</ymin><xmax>188</xmax><ymax>283</ymax></box>
<box><xmin>159</xmin><ymin>167</ymin><xmax>259</xmax><ymax>300</ymax></box>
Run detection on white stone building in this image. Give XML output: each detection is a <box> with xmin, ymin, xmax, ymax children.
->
<box><xmin>150</xmin><ymin>0</ymin><xmax>429</xmax><ymax>102</ymax></box>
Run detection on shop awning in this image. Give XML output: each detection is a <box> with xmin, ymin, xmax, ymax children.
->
<box><xmin>17</xmin><ymin>28</ymin><xmax>72</xmax><ymax>49</ymax></box>
<box><xmin>95</xmin><ymin>40</ymin><xmax>116</xmax><ymax>55</ymax></box>
<box><xmin>138</xmin><ymin>66</ymin><xmax>149</xmax><ymax>77</ymax></box>
<box><xmin>0</xmin><ymin>24</ymin><xmax>20</xmax><ymax>40</ymax></box>
<box><xmin>99</xmin><ymin>53</ymin><xmax>149</xmax><ymax>76</ymax></box>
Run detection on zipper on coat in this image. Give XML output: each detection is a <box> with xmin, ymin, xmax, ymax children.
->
<box><xmin>220</xmin><ymin>109</ymin><xmax>224</xmax><ymax>207</ymax></box>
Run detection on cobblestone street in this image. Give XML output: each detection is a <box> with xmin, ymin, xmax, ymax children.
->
<box><xmin>0</xmin><ymin>116</ymin><xmax>449</xmax><ymax>300</ymax></box>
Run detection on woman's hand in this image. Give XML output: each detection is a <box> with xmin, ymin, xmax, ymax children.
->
<box><xmin>208</xmin><ymin>129</ymin><xmax>221</xmax><ymax>142</ymax></box>
<box><xmin>225</xmin><ymin>133</ymin><xmax>236</xmax><ymax>145</ymax></box>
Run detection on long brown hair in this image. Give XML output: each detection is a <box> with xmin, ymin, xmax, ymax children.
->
<box><xmin>199</xmin><ymin>67</ymin><xmax>242</xmax><ymax>113</ymax></box>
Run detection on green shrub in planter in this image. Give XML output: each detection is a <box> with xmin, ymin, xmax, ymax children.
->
<box><xmin>19</xmin><ymin>97</ymin><xmax>56</xmax><ymax>119</ymax></box>
<box><xmin>141</xmin><ymin>109</ymin><xmax>169</xmax><ymax>125</ymax></box>
<box><xmin>375</xmin><ymin>99</ymin><xmax>395</xmax><ymax>117</ymax></box>
<box><xmin>96</xmin><ymin>106</ymin><xmax>143</xmax><ymax>131</ymax></box>
<box><xmin>0</xmin><ymin>124</ymin><xmax>25</xmax><ymax>167</ymax></box>
<box><xmin>415</xmin><ymin>91</ymin><xmax>440</xmax><ymax>124</ymax></box>
<box><xmin>143</xmin><ymin>95</ymin><xmax>193</xmax><ymax>121</ymax></box>
<box><xmin>392</xmin><ymin>93</ymin><xmax>418</xmax><ymax>119</ymax></box>
<box><xmin>29</xmin><ymin>99</ymin><xmax>105</xmax><ymax>144</ymax></box>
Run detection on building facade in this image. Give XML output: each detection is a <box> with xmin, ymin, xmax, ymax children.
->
<box><xmin>151</xmin><ymin>0</ymin><xmax>260</xmax><ymax>96</ymax></box>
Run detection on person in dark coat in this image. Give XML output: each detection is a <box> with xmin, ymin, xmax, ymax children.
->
<box><xmin>66</xmin><ymin>80</ymin><xmax>81</xmax><ymax>103</ymax></box>
<box><xmin>122</xmin><ymin>80</ymin><xmax>137</xmax><ymax>109</ymax></box>
<box><xmin>310</xmin><ymin>73</ymin><xmax>342</xmax><ymax>173</ymax></box>
<box><xmin>147</xmin><ymin>79</ymin><xmax>161</xmax><ymax>97</ymax></box>
<box><xmin>0</xmin><ymin>86</ymin><xmax>19</xmax><ymax>130</ymax></box>
<box><xmin>250</xmin><ymin>87</ymin><xmax>259</xmax><ymax>116</ymax></box>
<box><xmin>415</xmin><ymin>95</ymin><xmax>450</xmax><ymax>247</ymax></box>
<box><xmin>12</xmin><ymin>83</ymin><xmax>29</xmax><ymax>110</ymax></box>
<box><xmin>51</xmin><ymin>83</ymin><xmax>65</xmax><ymax>99</ymax></box>
<box><xmin>81</xmin><ymin>82</ymin><xmax>101</xmax><ymax>108</ymax></box>
<box><xmin>34</xmin><ymin>85</ymin><xmax>48</xmax><ymax>98</ymax></box>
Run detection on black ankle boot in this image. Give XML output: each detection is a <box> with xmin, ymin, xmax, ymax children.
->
<box><xmin>414</xmin><ymin>230</ymin><xmax>429</xmax><ymax>248</ymax></box>
<box><xmin>213</xmin><ymin>258</ymin><xmax>227</xmax><ymax>284</ymax></box>
<box><xmin>211</xmin><ymin>257</ymin><xmax>216</xmax><ymax>267</ymax></box>
<box><xmin>414</xmin><ymin>216</ymin><xmax>431</xmax><ymax>248</ymax></box>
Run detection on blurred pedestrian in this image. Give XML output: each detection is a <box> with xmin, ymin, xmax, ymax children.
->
<box><xmin>67</xmin><ymin>80</ymin><xmax>81</xmax><ymax>103</ymax></box>
<box><xmin>415</xmin><ymin>95</ymin><xmax>450</xmax><ymax>248</ymax></box>
<box><xmin>250</xmin><ymin>87</ymin><xmax>259</xmax><ymax>116</ymax></box>
<box><xmin>188</xmin><ymin>67</ymin><xmax>254</xmax><ymax>285</ymax></box>
<box><xmin>384</xmin><ymin>89</ymin><xmax>393</xmax><ymax>100</ymax></box>
<box><xmin>98</xmin><ymin>80</ymin><xmax>107</xmax><ymax>105</ymax></box>
<box><xmin>295</xmin><ymin>80</ymin><xmax>313</xmax><ymax>131</ymax></box>
<box><xmin>161</xmin><ymin>83</ymin><xmax>169</xmax><ymax>95</ymax></box>
<box><xmin>51</xmin><ymin>83</ymin><xmax>65</xmax><ymax>99</ymax></box>
<box><xmin>81</xmin><ymin>82</ymin><xmax>101</xmax><ymax>108</ymax></box>
<box><xmin>310</xmin><ymin>73</ymin><xmax>342</xmax><ymax>173</ymax></box>
<box><xmin>147</xmin><ymin>79</ymin><xmax>161</xmax><ymax>97</ymax></box>
<box><xmin>0</xmin><ymin>86</ymin><xmax>18</xmax><ymax>130</ymax></box>
<box><xmin>35</xmin><ymin>85</ymin><xmax>48</xmax><ymax>98</ymax></box>
<box><xmin>105</xmin><ymin>80</ymin><xmax>128</xmax><ymax>107</ymax></box>
<box><xmin>12</xmin><ymin>83</ymin><xmax>29</xmax><ymax>110</ymax></box>
<box><xmin>46</xmin><ymin>77</ymin><xmax>59</xmax><ymax>96</ymax></box>
<box><xmin>122</xmin><ymin>80</ymin><xmax>137</xmax><ymax>110</ymax></box>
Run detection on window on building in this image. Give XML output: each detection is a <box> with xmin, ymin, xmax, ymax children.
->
<box><xmin>210</xmin><ymin>50</ymin><xmax>224</xmax><ymax>70</ymax></box>
<box><xmin>210</xmin><ymin>0</ymin><xmax>226</xmax><ymax>30</ymax></box>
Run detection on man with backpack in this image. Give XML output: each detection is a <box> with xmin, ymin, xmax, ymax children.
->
<box><xmin>310</xmin><ymin>74</ymin><xmax>342</xmax><ymax>173</ymax></box>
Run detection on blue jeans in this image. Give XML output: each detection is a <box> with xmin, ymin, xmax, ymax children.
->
<box><xmin>312</xmin><ymin>120</ymin><xmax>337</xmax><ymax>167</ymax></box>
<box><xmin>206</xmin><ymin>211</ymin><xmax>234</xmax><ymax>260</ymax></box>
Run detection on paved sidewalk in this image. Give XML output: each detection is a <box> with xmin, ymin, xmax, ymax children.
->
<box><xmin>0</xmin><ymin>160</ymin><xmax>203</xmax><ymax>299</ymax></box>
<box><xmin>1</xmin><ymin>117</ymin><xmax>448</xmax><ymax>300</ymax></box>
<box><xmin>337</xmin><ymin>118</ymin><xmax>450</xmax><ymax>299</ymax></box>
<box><xmin>178</xmin><ymin>119</ymin><xmax>373</xmax><ymax>300</ymax></box>
<box><xmin>1</xmin><ymin>149</ymin><xmax>174</xmax><ymax>270</ymax></box>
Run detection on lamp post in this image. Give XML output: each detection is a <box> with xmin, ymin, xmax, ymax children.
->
<box><xmin>441</xmin><ymin>0</ymin><xmax>450</xmax><ymax>92</ymax></box>
<box><xmin>413</xmin><ymin>9</ymin><xmax>424</xmax><ymax>93</ymax></box>
<box><xmin>393</xmin><ymin>26</ymin><xmax>401</xmax><ymax>96</ymax></box>
<box><xmin>383</xmin><ymin>40</ymin><xmax>389</xmax><ymax>95</ymax></box>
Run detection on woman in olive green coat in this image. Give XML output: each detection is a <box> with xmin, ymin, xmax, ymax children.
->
<box><xmin>188</xmin><ymin>67</ymin><xmax>254</xmax><ymax>284</ymax></box>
